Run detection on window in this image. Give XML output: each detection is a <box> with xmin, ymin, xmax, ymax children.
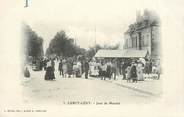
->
<box><xmin>145</xmin><ymin>34</ymin><xmax>149</xmax><ymax>46</ymax></box>
<box><xmin>132</xmin><ymin>38</ymin><xmax>136</xmax><ymax>48</ymax></box>
<box><xmin>142</xmin><ymin>35</ymin><xmax>144</xmax><ymax>46</ymax></box>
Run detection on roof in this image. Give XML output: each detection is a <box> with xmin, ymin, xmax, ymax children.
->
<box><xmin>95</xmin><ymin>50</ymin><xmax>124</xmax><ymax>58</ymax></box>
<box><xmin>95</xmin><ymin>49</ymin><xmax>148</xmax><ymax>58</ymax></box>
<box><xmin>122</xmin><ymin>49</ymin><xmax>148</xmax><ymax>58</ymax></box>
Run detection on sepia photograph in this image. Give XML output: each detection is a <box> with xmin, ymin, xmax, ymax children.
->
<box><xmin>1</xmin><ymin>0</ymin><xmax>184</xmax><ymax>117</ymax></box>
<box><xmin>21</xmin><ymin>4</ymin><xmax>162</xmax><ymax>105</ymax></box>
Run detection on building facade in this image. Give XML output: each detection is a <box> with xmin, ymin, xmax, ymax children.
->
<box><xmin>124</xmin><ymin>10</ymin><xmax>160</xmax><ymax>60</ymax></box>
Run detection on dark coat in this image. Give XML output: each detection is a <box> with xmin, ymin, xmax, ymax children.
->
<box><xmin>67</xmin><ymin>62</ymin><xmax>73</xmax><ymax>75</ymax></box>
<box><xmin>45</xmin><ymin>66</ymin><xmax>55</xmax><ymax>80</ymax></box>
<box><xmin>130</xmin><ymin>65</ymin><xmax>137</xmax><ymax>78</ymax></box>
<box><xmin>51</xmin><ymin>60</ymin><xmax>55</xmax><ymax>71</ymax></box>
<box><xmin>84</xmin><ymin>61</ymin><xmax>89</xmax><ymax>71</ymax></box>
<box><xmin>58</xmin><ymin>62</ymin><xmax>63</xmax><ymax>71</ymax></box>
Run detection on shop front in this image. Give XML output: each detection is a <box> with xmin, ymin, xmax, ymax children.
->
<box><xmin>94</xmin><ymin>49</ymin><xmax>149</xmax><ymax>75</ymax></box>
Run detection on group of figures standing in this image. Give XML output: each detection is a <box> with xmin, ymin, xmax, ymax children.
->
<box><xmin>24</xmin><ymin>56</ymin><xmax>161</xmax><ymax>83</ymax></box>
<box><xmin>44</xmin><ymin>57</ymin><xmax>90</xmax><ymax>80</ymax></box>
<box><xmin>88</xmin><ymin>58</ymin><xmax>161</xmax><ymax>83</ymax></box>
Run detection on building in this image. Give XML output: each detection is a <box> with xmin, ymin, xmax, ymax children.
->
<box><xmin>123</xmin><ymin>9</ymin><xmax>161</xmax><ymax>60</ymax></box>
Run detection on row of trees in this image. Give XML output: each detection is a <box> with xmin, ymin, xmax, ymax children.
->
<box><xmin>22</xmin><ymin>24</ymin><xmax>120</xmax><ymax>62</ymax></box>
<box><xmin>46</xmin><ymin>30</ymin><xmax>120</xmax><ymax>59</ymax></box>
<box><xmin>22</xmin><ymin>24</ymin><xmax>44</xmax><ymax>63</ymax></box>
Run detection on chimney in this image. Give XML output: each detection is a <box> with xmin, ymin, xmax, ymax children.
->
<box><xmin>136</xmin><ymin>11</ymin><xmax>141</xmax><ymax>23</ymax></box>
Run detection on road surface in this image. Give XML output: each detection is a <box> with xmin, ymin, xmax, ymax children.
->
<box><xmin>21</xmin><ymin>67</ymin><xmax>161</xmax><ymax>105</ymax></box>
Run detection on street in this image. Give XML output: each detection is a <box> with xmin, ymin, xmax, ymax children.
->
<box><xmin>21</xmin><ymin>66</ymin><xmax>162</xmax><ymax>105</ymax></box>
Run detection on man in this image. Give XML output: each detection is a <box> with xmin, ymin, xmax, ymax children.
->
<box><xmin>84</xmin><ymin>59</ymin><xmax>89</xmax><ymax>79</ymax></box>
<box><xmin>58</xmin><ymin>59</ymin><xmax>63</xmax><ymax>76</ymax></box>
<box><xmin>101</xmin><ymin>61</ymin><xmax>107</xmax><ymax>80</ymax></box>
<box><xmin>121</xmin><ymin>62</ymin><xmax>127</xmax><ymax>80</ymax></box>
<box><xmin>106</xmin><ymin>60</ymin><xmax>112</xmax><ymax>79</ymax></box>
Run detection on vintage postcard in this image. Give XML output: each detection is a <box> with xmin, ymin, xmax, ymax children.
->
<box><xmin>0</xmin><ymin>0</ymin><xmax>184</xmax><ymax>117</ymax></box>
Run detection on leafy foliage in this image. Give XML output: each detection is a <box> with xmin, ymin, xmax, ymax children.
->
<box><xmin>46</xmin><ymin>31</ymin><xmax>85</xmax><ymax>57</ymax></box>
<box><xmin>22</xmin><ymin>24</ymin><xmax>44</xmax><ymax>61</ymax></box>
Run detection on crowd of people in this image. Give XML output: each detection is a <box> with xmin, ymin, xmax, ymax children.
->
<box><xmin>38</xmin><ymin>57</ymin><xmax>89</xmax><ymax>80</ymax></box>
<box><xmin>24</xmin><ymin>56</ymin><xmax>161</xmax><ymax>83</ymax></box>
<box><xmin>88</xmin><ymin>58</ymin><xmax>161</xmax><ymax>82</ymax></box>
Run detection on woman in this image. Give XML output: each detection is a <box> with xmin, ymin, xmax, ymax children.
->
<box><xmin>130</xmin><ymin>62</ymin><xmax>138</xmax><ymax>83</ymax></box>
<box><xmin>51</xmin><ymin>59</ymin><xmax>55</xmax><ymax>72</ymax></box>
<box><xmin>111</xmin><ymin>61</ymin><xmax>117</xmax><ymax>80</ymax></box>
<box><xmin>126</xmin><ymin>66</ymin><xmax>131</xmax><ymax>82</ymax></box>
<box><xmin>98</xmin><ymin>62</ymin><xmax>102</xmax><ymax>78</ymax></box>
<box><xmin>137</xmin><ymin>62</ymin><xmax>144</xmax><ymax>81</ymax></box>
<box><xmin>76</xmin><ymin>61</ymin><xmax>82</xmax><ymax>77</ymax></box>
<box><xmin>73</xmin><ymin>62</ymin><xmax>78</xmax><ymax>78</ymax></box>
<box><xmin>144</xmin><ymin>60</ymin><xmax>150</xmax><ymax>79</ymax></box>
<box><xmin>58</xmin><ymin>59</ymin><xmax>63</xmax><ymax>76</ymax></box>
<box><xmin>62</xmin><ymin>59</ymin><xmax>68</xmax><ymax>78</ymax></box>
<box><xmin>45</xmin><ymin>60</ymin><xmax>55</xmax><ymax>80</ymax></box>
<box><xmin>106</xmin><ymin>61</ymin><xmax>112</xmax><ymax>79</ymax></box>
<box><xmin>67</xmin><ymin>59</ymin><xmax>73</xmax><ymax>78</ymax></box>
<box><xmin>101</xmin><ymin>62</ymin><xmax>107</xmax><ymax>80</ymax></box>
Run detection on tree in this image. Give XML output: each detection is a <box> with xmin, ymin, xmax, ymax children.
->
<box><xmin>46</xmin><ymin>30</ymin><xmax>86</xmax><ymax>58</ymax></box>
<box><xmin>85</xmin><ymin>44</ymin><xmax>102</xmax><ymax>58</ymax></box>
<box><xmin>22</xmin><ymin>23</ymin><xmax>44</xmax><ymax>63</ymax></box>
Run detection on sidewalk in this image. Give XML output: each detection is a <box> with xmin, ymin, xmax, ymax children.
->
<box><xmin>89</xmin><ymin>75</ymin><xmax>163</xmax><ymax>97</ymax></box>
<box><xmin>26</xmin><ymin>68</ymin><xmax>162</xmax><ymax>97</ymax></box>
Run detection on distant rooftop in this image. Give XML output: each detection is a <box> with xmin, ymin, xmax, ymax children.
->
<box><xmin>124</xmin><ymin>9</ymin><xmax>160</xmax><ymax>34</ymax></box>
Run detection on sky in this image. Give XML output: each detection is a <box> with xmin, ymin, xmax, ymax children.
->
<box><xmin>21</xmin><ymin>0</ymin><xmax>160</xmax><ymax>52</ymax></box>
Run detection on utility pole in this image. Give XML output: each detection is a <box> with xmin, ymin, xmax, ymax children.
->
<box><xmin>74</xmin><ymin>33</ymin><xmax>77</xmax><ymax>46</ymax></box>
<box><xmin>75</xmin><ymin>38</ymin><xmax>77</xmax><ymax>46</ymax></box>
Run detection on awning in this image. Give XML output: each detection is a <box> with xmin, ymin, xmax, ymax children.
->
<box><xmin>122</xmin><ymin>49</ymin><xmax>148</xmax><ymax>58</ymax></box>
<box><xmin>95</xmin><ymin>49</ymin><xmax>148</xmax><ymax>58</ymax></box>
<box><xmin>95</xmin><ymin>50</ymin><xmax>124</xmax><ymax>58</ymax></box>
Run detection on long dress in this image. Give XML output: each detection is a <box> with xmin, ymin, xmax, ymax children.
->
<box><xmin>67</xmin><ymin>62</ymin><xmax>73</xmax><ymax>76</ymax></box>
<box><xmin>58</xmin><ymin>61</ymin><xmax>63</xmax><ymax>76</ymax></box>
<box><xmin>62</xmin><ymin>60</ymin><xmax>68</xmax><ymax>75</ymax></box>
<box><xmin>77</xmin><ymin>62</ymin><xmax>82</xmax><ymax>76</ymax></box>
<box><xmin>125</xmin><ymin>66</ymin><xmax>131</xmax><ymax>80</ymax></box>
<box><xmin>137</xmin><ymin>63</ymin><xmax>144</xmax><ymax>81</ymax></box>
<box><xmin>106</xmin><ymin>62</ymin><xmax>112</xmax><ymax>78</ymax></box>
<box><xmin>144</xmin><ymin>61</ymin><xmax>150</xmax><ymax>74</ymax></box>
<box><xmin>101</xmin><ymin>64</ymin><xmax>107</xmax><ymax>79</ymax></box>
<box><xmin>45</xmin><ymin>61</ymin><xmax>55</xmax><ymax>80</ymax></box>
<box><xmin>130</xmin><ymin>65</ymin><xmax>137</xmax><ymax>82</ymax></box>
<box><xmin>111</xmin><ymin>63</ymin><xmax>117</xmax><ymax>80</ymax></box>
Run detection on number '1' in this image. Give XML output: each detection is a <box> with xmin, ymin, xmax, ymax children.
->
<box><xmin>24</xmin><ymin>0</ymin><xmax>29</xmax><ymax>7</ymax></box>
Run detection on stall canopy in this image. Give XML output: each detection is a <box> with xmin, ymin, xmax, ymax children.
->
<box><xmin>95</xmin><ymin>50</ymin><xmax>124</xmax><ymax>58</ymax></box>
<box><xmin>95</xmin><ymin>49</ymin><xmax>148</xmax><ymax>58</ymax></box>
<box><xmin>122</xmin><ymin>49</ymin><xmax>148</xmax><ymax>58</ymax></box>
